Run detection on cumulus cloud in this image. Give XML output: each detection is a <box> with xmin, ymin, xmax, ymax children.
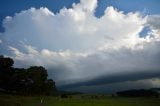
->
<box><xmin>0</xmin><ymin>0</ymin><xmax>160</xmax><ymax>90</ymax></box>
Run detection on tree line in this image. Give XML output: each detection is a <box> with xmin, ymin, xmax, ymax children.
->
<box><xmin>0</xmin><ymin>55</ymin><xmax>57</xmax><ymax>95</ymax></box>
<box><xmin>117</xmin><ymin>89</ymin><xmax>159</xmax><ymax>97</ymax></box>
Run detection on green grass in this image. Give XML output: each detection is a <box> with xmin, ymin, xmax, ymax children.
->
<box><xmin>0</xmin><ymin>94</ymin><xmax>160</xmax><ymax>106</ymax></box>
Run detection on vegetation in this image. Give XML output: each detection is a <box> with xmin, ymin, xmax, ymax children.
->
<box><xmin>0</xmin><ymin>94</ymin><xmax>160</xmax><ymax>106</ymax></box>
<box><xmin>0</xmin><ymin>55</ymin><xmax>57</xmax><ymax>95</ymax></box>
<box><xmin>117</xmin><ymin>89</ymin><xmax>159</xmax><ymax>97</ymax></box>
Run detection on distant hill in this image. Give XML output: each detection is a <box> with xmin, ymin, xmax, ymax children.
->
<box><xmin>151</xmin><ymin>88</ymin><xmax>160</xmax><ymax>91</ymax></box>
<box><xmin>117</xmin><ymin>89</ymin><xmax>159</xmax><ymax>97</ymax></box>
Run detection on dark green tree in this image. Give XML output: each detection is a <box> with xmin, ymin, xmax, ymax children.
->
<box><xmin>44</xmin><ymin>79</ymin><xmax>57</xmax><ymax>95</ymax></box>
<box><xmin>0</xmin><ymin>55</ymin><xmax>57</xmax><ymax>95</ymax></box>
<box><xmin>0</xmin><ymin>55</ymin><xmax>14</xmax><ymax>91</ymax></box>
<box><xmin>27</xmin><ymin>66</ymin><xmax>57</xmax><ymax>95</ymax></box>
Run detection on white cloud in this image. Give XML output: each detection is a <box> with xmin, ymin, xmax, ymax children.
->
<box><xmin>0</xmin><ymin>0</ymin><xmax>160</xmax><ymax>87</ymax></box>
<box><xmin>1</xmin><ymin>2</ymin><xmax>147</xmax><ymax>52</ymax></box>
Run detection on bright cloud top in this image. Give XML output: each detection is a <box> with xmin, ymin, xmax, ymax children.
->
<box><xmin>0</xmin><ymin>0</ymin><xmax>160</xmax><ymax>88</ymax></box>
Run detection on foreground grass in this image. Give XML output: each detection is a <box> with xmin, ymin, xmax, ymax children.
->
<box><xmin>0</xmin><ymin>94</ymin><xmax>160</xmax><ymax>106</ymax></box>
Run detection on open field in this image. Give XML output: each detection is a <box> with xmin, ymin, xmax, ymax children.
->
<box><xmin>0</xmin><ymin>94</ymin><xmax>160</xmax><ymax>106</ymax></box>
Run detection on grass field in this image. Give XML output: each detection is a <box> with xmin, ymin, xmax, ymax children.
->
<box><xmin>0</xmin><ymin>94</ymin><xmax>160</xmax><ymax>106</ymax></box>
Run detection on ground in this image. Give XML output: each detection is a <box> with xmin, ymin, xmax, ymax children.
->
<box><xmin>0</xmin><ymin>94</ymin><xmax>160</xmax><ymax>106</ymax></box>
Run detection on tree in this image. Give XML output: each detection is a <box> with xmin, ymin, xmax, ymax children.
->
<box><xmin>11</xmin><ymin>68</ymin><xmax>29</xmax><ymax>94</ymax></box>
<box><xmin>27</xmin><ymin>66</ymin><xmax>48</xmax><ymax>83</ymax></box>
<box><xmin>44</xmin><ymin>79</ymin><xmax>57</xmax><ymax>95</ymax></box>
<box><xmin>0</xmin><ymin>55</ymin><xmax>57</xmax><ymax>95</ymax></box>
<box><xmin>0</xmin><ymin>55</ymin><xmax>14</xmax><ymax>67</ymax></box>
<box><xmin>27</xmin><ymin>66</ymin><xmax>57</xmax><ymax>95</ymax></box>
<box><xmin>0</xmin><ymin>55</ymin><xmax>14</xmax><ymax>91</ymax></box>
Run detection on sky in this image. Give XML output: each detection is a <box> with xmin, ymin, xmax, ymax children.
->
<box><xmin>0</xmin><ymin>0</ymin><xmax>160</xmax><ymax>93</ymax></box>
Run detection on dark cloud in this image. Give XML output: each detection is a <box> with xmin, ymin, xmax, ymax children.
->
<box><xmin>58</xmin><ymin>70</ymin><xmax>160</xmax><ymax>90</ymax></box>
